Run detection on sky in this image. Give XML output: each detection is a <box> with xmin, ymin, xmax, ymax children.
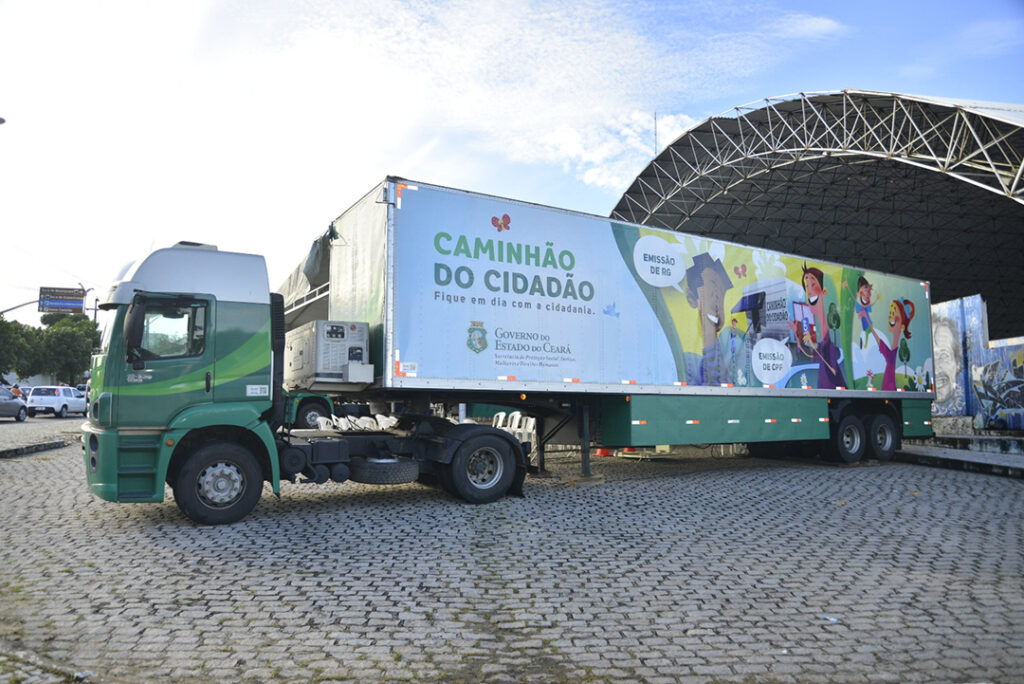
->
<box><xmin>2</xmin><ymin>0</ymin><xmax>1022</xmax><ymax>327</ymax></box>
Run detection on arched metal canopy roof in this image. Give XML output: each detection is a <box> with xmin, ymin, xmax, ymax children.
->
<box><xmin>612</xmin><ymin>89</ymin><xmax>1024</xmax><ymax>340</ymax></box>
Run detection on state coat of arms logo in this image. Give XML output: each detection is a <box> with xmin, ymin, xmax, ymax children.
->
<box><xmin>467</xmin><ymin>322</ymin><xmax>487</xmax><ymax>353</ymax></box>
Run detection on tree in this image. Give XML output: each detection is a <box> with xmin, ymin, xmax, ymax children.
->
<box><xmin>48</xmin><ymin>314</ymin><xmax>101</xmax><ymax>348</ymax></box>
<box><xmin>0</xmin><ymin>314</ymin><xmax>100</xmax><ymax>384</ymax></box>
<box><xmin>0</xmin><ymin>318</ymin><xmax>21</xmax><ymax>377</ymax></box>
<box><xmin>0</xmin><ymin>318</ymin><xmax>38</xmax><ymax>379</ymax></box>
<box><xmin>13</xmin><ymin>324</ymin><xmax>46</xmax><ymax>379</ymax></box>
<box><xmin>40</xmin><ymin>312</ymin><xmax>72</xmax><ymax>327</ymax></box>
<box><xmin>43</xmin><ymin>325</ymin><xmax>94</xmax><ymax>385</ymax></box>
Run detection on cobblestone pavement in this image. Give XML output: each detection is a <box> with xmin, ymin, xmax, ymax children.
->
<box><xmin>1</xmin><ymin>420</ymin><xmax>1023</xmax><ymax>683</ymax></box>
<box><xmin>0</xmin><ymin>414</ymin><xmax>83</xmax><ymax>454</ymax></box>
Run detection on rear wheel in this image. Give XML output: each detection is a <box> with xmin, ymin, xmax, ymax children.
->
<box><xmin>27</xmin><ymin>410</ymin><xmax>35</xmax><ymax>418</ymax></box>
<box><xmin>172</xmin><ymin>441</ymin><xmax>263</xmax><ymax>525</ymax></box>
<box><xmin>15</xmin><ymin>407</ymin><xmax>26</xmax><ymax>422</ymax></box>
<box><xmin>830</xmin><ymin>415</ymin><xmax>866</xmax><ymax>463</ymax></box>
<box><xmin>866</xmin><ymin>414</ymin><xmax>898</xmax><ymax>461</ymax></box>
<box><xmin>449</xmin><ymin>435</ymin><xmax>515</xmax><ymax>503</ymax></box>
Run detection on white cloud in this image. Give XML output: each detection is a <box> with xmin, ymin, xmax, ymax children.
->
<box><xmin>772</xmin><ymin>13</ymin><xmax>845</xmax><ymax>40</ymax></box>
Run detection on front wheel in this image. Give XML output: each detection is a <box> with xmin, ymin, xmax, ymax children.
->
<box><xmin>15</xmin><ymin>407</ymin><xmax>26</xmax><ymax>422</ymax></box>
<box><xmin>58</xmin><ymin>405</ymin><xmax>68</xmax><ymax>418</ymax></box>
<box><xmin>449</xmin><ymin>435</ymin><xmax>515</xmax><ymax>504</ymax></box>
<box><xmin>172</xmin><ymin>441</ymin><xmax>263</xmax><ymax>525</ymax></box>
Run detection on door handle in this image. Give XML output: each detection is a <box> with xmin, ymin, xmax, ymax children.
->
<box><xmin>205</xmin><ymin>372</ymin><xmax>212</xmax><ymax>393</ymax></box>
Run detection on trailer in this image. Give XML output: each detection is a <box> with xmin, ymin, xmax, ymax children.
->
<box><xmin>82</xmin><ymin>178</ymin><xmax>934</xmax><ymax>524</ymax></box>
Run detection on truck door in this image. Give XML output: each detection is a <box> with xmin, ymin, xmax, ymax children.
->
<box><xmin>116</xmin><ymin>295</ymin><xmax>216</xmax><ymax>427</ymax></box>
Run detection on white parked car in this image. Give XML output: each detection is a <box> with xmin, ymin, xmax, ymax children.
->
<box><xmin>27</xmin><ymin>386</ymin><xmax>88</xmax><ymax>418</ymax></box>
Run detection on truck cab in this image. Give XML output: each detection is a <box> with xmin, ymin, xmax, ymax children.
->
<box><xmin>83</xmin><ymin>243</ymin><xmax>281</xmax><ymax>519</ymax></box>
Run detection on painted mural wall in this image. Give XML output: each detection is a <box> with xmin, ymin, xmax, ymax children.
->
<box><xmin>931</xmin><ymin>295</ymin><xmax>1024</xmax><ymax>429</ymax></box>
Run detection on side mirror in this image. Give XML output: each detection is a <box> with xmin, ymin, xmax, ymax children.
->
<box><xmin>124</xmin><ymin>300</ymin><xmax>146</xmax><ymax>367</ymax></box>
<box><xmin>124</xmin><ymin>301</ymin><xmax>145</xmax><ymax>348</ymax></box>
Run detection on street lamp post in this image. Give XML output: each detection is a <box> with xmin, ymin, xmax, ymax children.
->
<box><xmin>78</xmin><ymin>283</ymin><xmax>95</xmax><ymax>321</ymax></box>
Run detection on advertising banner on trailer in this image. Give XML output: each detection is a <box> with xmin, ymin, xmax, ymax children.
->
<box><xmin>388</xmin><ymin>182</ymin><xmax>933</xmax><ymax>397</ymax></box>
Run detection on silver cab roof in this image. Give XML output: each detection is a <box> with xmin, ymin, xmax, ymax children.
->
<box><xmin>104</xmin><ymin>243</ymin><xmax>270</xmax><ymax>306</ymax></box>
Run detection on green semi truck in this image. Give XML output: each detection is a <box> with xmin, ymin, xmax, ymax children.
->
<box><xmin>82</xmin><ymin>178</ymin><xmax>934</xmax><ymax>524</ymax></box>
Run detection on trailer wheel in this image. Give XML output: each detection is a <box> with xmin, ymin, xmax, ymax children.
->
<box><xmin>172</xmin><ymin>441</ymin><xmax>263</xmax><ymax>525</ymax></box>
<box><xmin>349</xmin><ymin>457</ymin><xmax>419</xmax><ymax>484</ymax></box>
<box><xmin>449</xmin><ymin>435</ymin><xmax>514</xmax><ymax>504</ymax></box>
<box><xmin>866</xmin><ymin>414</ymin><xmax>897</xmax><ymax>461</ymax></box>
<box><xmin>830</xmin><ymin>415</ymin><xmax>866</xmax><ymax>463</ymax></box>
<box><xmin>297</xmin><ymin>401</ymin><xmax>329</xmax><ymax>429</ymax></box>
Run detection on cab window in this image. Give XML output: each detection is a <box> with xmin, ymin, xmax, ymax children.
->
<box><xmin>138</xmin><ymin>303</ymin><xmax>207</xmax><ymax>360</ymax></box>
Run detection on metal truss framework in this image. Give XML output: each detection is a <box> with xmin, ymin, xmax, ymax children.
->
<box><xmin>612</xmin><ymin>90</ymin><xmax>1024</xmax><ymax>340</ymax></box>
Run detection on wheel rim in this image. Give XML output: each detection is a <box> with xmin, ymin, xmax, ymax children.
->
<box><xmin>874</xmin><ymin>424</ymin><xmax>893</xmax><ymax>451</ymax></box>
<box><xmin>842</xmin><ymin>425</ymin><xmax>861</xmax><ymax>454</ymax></box>
<box><xmin>196</xmin><ymin>462</ymin><xmax>245</xmax><ymax>507</ymax></box>
<box><xmin>304</xmin><ymin>409</ymin><xmax>323</xmax><ymax>427</ymax></box>
<box><xmin>466</xmin><ymin>447</ymin><xmax>503</xmax><ymax>489</ymax></box>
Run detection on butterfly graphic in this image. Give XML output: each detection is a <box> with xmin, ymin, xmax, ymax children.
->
<box><xmin>491</xmin><ymin>214</ymin><xmax>511</xmax><ymax>232</ymax></box>
<box><xmin>733</xmin><ymin>264</ymin><xmax>747</xmax><ymax>278</ymax></box>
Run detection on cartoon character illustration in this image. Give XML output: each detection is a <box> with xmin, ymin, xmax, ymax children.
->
<box><xmin>844</xmin><ymin>276</ymin><xmax>880</xmax><ymax>348</ymax></box>
<box><xmin>789</xmin><ymin>264</ymin><xmax>847</xmax><ymax>389</ymax></box>
<box><xmin>685</xmin><ymin>252</ymin><xmax>733</xmax><ymax>385</ymax></box>
<box><xmin>868</xmin><ymin>299</ymin><xmax>914</xmax><ymax>391</ymax></box>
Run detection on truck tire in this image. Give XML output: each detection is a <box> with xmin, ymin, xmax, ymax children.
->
<box><xmin>58</xmin><ymin>405</ymin><xmax>68</xmax><ymax>418</ymax></box>
<box><xmin>830</xmin><ymin>415</ymin><xmax>866</xmax><ymax>464</ymax></box>
<box><xmin>866</xmin><ymin>414</ymin><xmax>897</xmax><ymax>461</ymax></box>
<box><xmin>297</xmin><ymin>401</ymin><xmax>329</xmax><ymax>430</ymax></box>
<box><xmin>449</xmin><ymin>435</ymin><xmax>515</xmax><ymax>504</ymax></box>
<box><xmin>172</xmin><ymin>441</ymin><xmax>263</xmax><ymax>525</ymax></box>
<box><xmin>349</xmin><ymin>457</ymin><xmax>419</xmax><ymax>484</ymax></box>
